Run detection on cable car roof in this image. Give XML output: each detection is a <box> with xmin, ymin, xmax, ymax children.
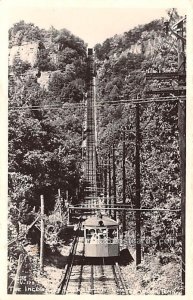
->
<box><xmin>82</xmin><ymin>215</ymin><xmax>118</xmax><ymax>227</ymax></box>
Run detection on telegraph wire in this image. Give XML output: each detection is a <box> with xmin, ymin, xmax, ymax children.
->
<box><xmin>9</xmin><ymin>96</ymin><xmax>185</xmax><ymax>111</ymax></box>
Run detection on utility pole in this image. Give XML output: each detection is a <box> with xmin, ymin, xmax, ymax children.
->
<box><xmin>13</xmin><ymin>254</ymin><xmax>23</xmax><ymax>294</ymax></box>
<box><xmin>135</xmin><ymin>102</ymin><xmax>141</xmax><ymax>266</ymax></box>
<box><xmin>40</xmin><ymin>194</ymin><xmax>44</xmax><ymax>274</ymax></box>
<box><xmin>104</xmin><ymin>157</ymin><xmax>107</xmax><ymax>205</ymax></box>
<box><xmin>58</xmin><ymin>188</ymin><xmax>62</xmax><ymax>215</ymax></box>
<box><xmin>108</xmin><ymin>150</ymin><xmax>111</xmax><ymax>216</ymax></box>
<box><xmin>99</xmin><ymin>157</ymin><xmax>103</xmax><ymax>193</ymax></box>
<box><xmin>122</xmin><ymin>127</ymin><xmax>126</xmax><ymax>231</ymax></box>
<box><xmin>66</xmin><ymin>189</ymin><xmax>69</xmax><ymax>202</ymax></box>
<box><xmin>176</xmin><ymin>19</ymin><xmax>186</xmax><ymax>295</ymax></box>
<box><xmin>112</xmin><ymin>143</ymin><xmax>117</xmax><ymax>220</ymax></box>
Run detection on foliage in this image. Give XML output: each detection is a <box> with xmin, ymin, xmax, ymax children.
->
<box><xmin>9</xmin><ymin>20</ymin><xmax>43</xmax><ymax>46</ymax></box>
<box><xmin>54</xmin><ymin>28</ymin><xmax>86</xmax><ymax>56</ymax></box>
<box><xmin>95</xmin><ymin>10</ymin><xmax>183</xmax><ymax>255</ymax></box>
<box><xmin>8</xmin><ymin>12</ymin><xmax>184</xmax><ymax>256</ymax></box>
<box><xmin>8</xmin><ymin>22</ymin><xmax>87</xmax><ymax>225</ymax></box>
<box><xmin>35</xmin><ymin>48</ymin><xmax>56</xmax><ymax>71</ymax></box>
<box><xmin>94</xmin><ymin>20</ymin><xmax>163</xmax><ymax>60</ymax></box>
<box><xmin>121</xmin><ymin>254</ymin><xmax>182</xmax><ymax>294</ymax></box>
<box><xmin>12</xmin><ymin>57</ymin><xmax>31</xmax><ymax>76</ymax></box>
<box><xmin>56</xmin><ymin>47</ymin><xmax>79</xmax><ymax>70</ymax></box>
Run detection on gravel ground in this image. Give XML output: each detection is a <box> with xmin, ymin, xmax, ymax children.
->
<box><xmin>23</xmin><ymin>241</ymin><xmax>72</xmax><ymax>294</ymax></box>
<box><xmin>20</xmin><ymin>242</ymin><xmax>181</xmax><ymax>295</ymax></box>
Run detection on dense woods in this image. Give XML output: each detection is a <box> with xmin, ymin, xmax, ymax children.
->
<box><xmin>9</xmin><ymin>22</ymin><xmax>87</xmax><ymax>220</ymax></box>
<box><xmin>9</xmin><ymin>13</ymin><xmax>182</xmax><ymax>241</ymax></box>
<box><xmin>95</xmin><ymin>12</ymin><xmax>182</xmax><ymax>252</ymax></box>
<box><xmin>8</xmin><ymin>8</ymin><xmax>184</xmax><ymax>294</ymax></box>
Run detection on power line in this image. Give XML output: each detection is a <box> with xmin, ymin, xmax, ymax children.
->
<box><xmin>9</xmin><ymin>96</ymin><xmax>185</xmax><ymax>111</ymax></box>
<box><xmin>99</xmin><ymin>97</ymin><xmax>184</xmax><ymax>105</ymax></box>
<box><xmin>9</xmin><ymin>104</ymin><xmax>86</xmax><ymax>112</ymax></box>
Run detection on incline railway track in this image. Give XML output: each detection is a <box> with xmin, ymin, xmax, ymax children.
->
<box><xmin>56</xmin><ymin>49</ymin><xmax>129</xmax><ymax>295</ymax></box>
<box><xmin>56</xmin><ymin>233</ymin><xmax>129</xmax><ymax>295</ymax></box>
<box><xmin>84</xmin><ymin>48</ymin><xmax>98</xmax><ymax>201</ymax></box>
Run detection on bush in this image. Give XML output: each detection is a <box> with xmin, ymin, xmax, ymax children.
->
<box><xmin>12</xmin><ymin>57</ymin><xmax>31</xmax><ymax>76</ymax></box>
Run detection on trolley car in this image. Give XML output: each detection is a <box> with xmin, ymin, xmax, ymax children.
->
<box><xmin>82</xmin><ymin>214</ymin><xmax>119</xmax><ymax>257</ymax></box>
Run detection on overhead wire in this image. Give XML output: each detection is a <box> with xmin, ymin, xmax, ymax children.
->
<box><xmin>9</xmin><ymin>96</ymin><xmax>185</xmax><ymax>112</ymax></box>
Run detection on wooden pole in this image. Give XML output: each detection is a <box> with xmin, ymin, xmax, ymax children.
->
<box><xmin>12</xmin><ymin>254</ymin><xmax>23</xmax><ymax>294</ymax></box>
<box><xmin>67</xmin><ymin>207</ymin><xmax>70</xmax><ymax>225</ymax></box>
<box><xmin>108</xmin><ymin>151</ymin><xmax>111</xmax><ymax>216</ymax></box>
<box><xmin>100</xmin><ymin>159</ymin><xmax>104</xmax><ymax>193</ymax></box>
<box><xmin>40</xmin><ymin>195</ymin><xmax>44</xmax><ymax>274</ymax></box>
<box><xmin>104</xmin><ymin>158</ymin><xmax>107</xmax><ymax>205</ymax></box>
<box><xmin>135</xmin><ymin>102</ymin><xmax>141</xmax><ymax>266</ymax></box>
<box><xmin>177</xmin><ymin>20</ymin><xmax>186</xmax><ymax>295</ymax></box>
<box><xmin>112</xmin><ymin>143</ymin><xmax>117</xmax><ymax>220</ymax></box>
<box><xmin>66</xmin><ymin>190</ymin><xmax>69</xmax><ymax>202</ymax></box>
<box><xmin>122</xmin><ymin>127</ymin><xmax>126</xmax><ymax>231</ymax></box>
<box><xmin>58</xmin><ymin>188</ymin><xmax>62</xmax><ymax>215</ymax></box>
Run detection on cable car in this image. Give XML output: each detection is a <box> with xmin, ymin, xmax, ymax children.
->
<box><xmin>82</xmin><ymin>214</ymin><xmax>119</xmax><ymax>257</ymax></box>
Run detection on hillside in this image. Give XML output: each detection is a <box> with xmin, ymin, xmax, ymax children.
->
<box><xmin>93</xmin><ymin>12</ymin><xmax>182</xmax><ymax>293</ymax></box>
<box><xmin>8</xmin><ymin>10</ymin><xmax>184</xmax><ymax>295</ymax></box>
<box><xmin>9</xmin><ymin>21</ymin><xmax>88</xmax><ymax>215</ymax></box>
<box><xmin>94</xmin><ymin>15</ymin><xmax>180</xmax><ymax>209</ymax></box>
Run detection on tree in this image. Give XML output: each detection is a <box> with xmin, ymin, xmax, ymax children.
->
<box><xmin>95</xmin><ymin>13</ymin><xmax>182</xmax><ymax>256</ymax></box>
<box><xmin>35</xmin><ymin>48</ymin><xmax>56</xmax><ymax>71</ymax></box>
<box><xmin>9</xmin><ymin>21</ymin><xmax>42</xmax><ymax>45</ymax></box>
<box><xmin>12</xmin><ymin>57</ymin><xmax>31</xmax><ymax>76</ymax></box>
<box><xmin>48</xmin><ymin>71</ymin><xmax>65</xmax><ymax>95</ymax></box>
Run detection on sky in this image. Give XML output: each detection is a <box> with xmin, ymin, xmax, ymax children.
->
<box><xmin>7</xmin><ymin>3</ymin><xmax>187</xmax><ymax>47</ymax></box>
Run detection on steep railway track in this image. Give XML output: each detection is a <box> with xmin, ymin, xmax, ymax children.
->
<box><xmin>85</xmin><ymin>48</ymin><xmax>98</xmax><ymax>200</ymax></box>
<box><xmin>56</xmin><ymin>235</ymin><xmax>129</xmax><ymax>295</ymax></box>
<box><xmin>56</xmin><ymin>49</ymin><xmax>129</xmax><ymax>295</ymax></box>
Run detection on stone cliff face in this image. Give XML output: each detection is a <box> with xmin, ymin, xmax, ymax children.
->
<box><xmin>8</xmin><ymin>41</ymin><xmax>57</xmax><ymax>89</ymax></box>
<box><xmin>143</xmin><ymin>35</ymin><xmax>163</xmax><ymax>57</ymax></box>
<box><xmin>8</xmin><ymin>42</ymin><xmax>39</xmax><ymax>67</ymax></box>
<box><xmin>128</xmin><ymin>35</ymin><xmax>163</xmax><ymax>58</ymax></box>
<box><xmin>8</xmin><ymin>24</ymin><xmax>166</xmax><ymax>91</ymax></box>
<box><xmin>129</xmin><ymin>42</ymin><xmax>142</xmax><ymax>55</ymax></box>
<box><xmin>37</xmin><ymin>71</ymin><xmax>51</xmax><ymax>90</ymax></box>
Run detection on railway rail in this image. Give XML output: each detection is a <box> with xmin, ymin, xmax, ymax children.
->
<box><xmin>56</xmin><ymin>233</ymin><xmax>129</xmax><ymax>295</ymax></box>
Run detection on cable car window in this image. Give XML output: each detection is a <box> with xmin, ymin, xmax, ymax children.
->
<box><xmin>108</xmin><ymin>228</ymin><xmax>118</xmax><ymax>244</ymax></box>
<box><xmin>90</xmin><ymin>232</ymin><xmax>98</xmax><ymax>244</ymax></box>
<box><xmin>96</xmin><ymin>228</ymin><xmax>107</xmax><ymax>244</ymax></box>
<box><xmin>86</xmin><ymin>229</ymin><xmax>95</xmax><ymax>243</ymax></box>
